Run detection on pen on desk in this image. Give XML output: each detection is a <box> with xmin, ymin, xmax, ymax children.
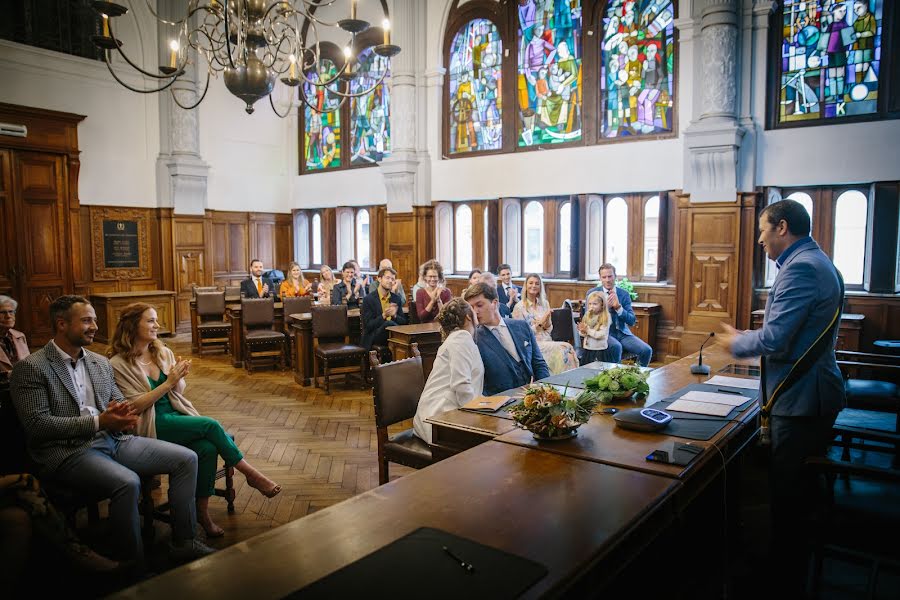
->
<box><xmin>443</xmin><ymin>545</ymin><xmax>475</xmax><ymax>573</ymax></box>
<box><xmin>716</xmin><ymin>388</ymin><xmax>743</xmax><ymax>395</ymax></box>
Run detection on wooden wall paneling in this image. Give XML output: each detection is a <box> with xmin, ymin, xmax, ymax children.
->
<box><xmin>321</xmin><ymin>208</ymin><xmax>337</xmax><ymax>268</ymax></box>
<box><xmin>472</xmin><ymin>202</ymin><xmax>486</xmax><ymax>272</ymax></box>
<box><xmin>158</xmin><ymin>208</ymin><xmax>176</xmax><ymax>297</ymax></box>
<box><xmin>414</xmin><ymin>205</ymin><xmax>434</xmax><ymax>271</ymax></box>
<box><xmin>736</xmin><ymin>192</ymin><xmax>760</xmax><ymax>330</ymax></box>
<box><xmin>229</xmin><ymin>221</ymin><xmax>248</xmax><ymax>274</ymax></box>
<box><xmin>628</xmin><ymin>194</ymin><xmax>643</xmax><ymax>280</ymax></box>
<box><xmin>173</xmin><ymin>214</ymin><xmax>207</xmax><ymax>329</ymax></box>
<box><xmin>368</xmin><ymin>205</ymin><xmax>386</xmax><ymax>268</ymax></box>
<box><xmin>0</xmin><ymin>150</ymin><xmax>15</xmax><ymax>296</ymax></box>
<box><xmin>666</xmin><ymin>193</ymin><xmax>691</xmax><ymax>358</ymax></box>
<box><xmin>211</xmin><ymin>220</ymin><xmax>229</xmax><ymax>275</ymax></box>
<box><xmin>543</xmin><ymin>199</ymin><xmax>558</xmax><ymax>277</ymax></box>
<box><xmin>274</xmin><ymin>213</ymin><xmax>294</xmax><ymax>271</ymax></box>
<box><xmin>249</xmin><ymin>213</ymin><xmax>277</xmax><ymax>270</ymax></box>
<box><xmin>385</xmin><ymin>212</ymin><xmax>417</xmax><ymax>288</ymax></box>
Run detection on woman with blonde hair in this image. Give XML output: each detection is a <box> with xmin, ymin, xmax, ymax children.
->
<box><xmin>316</xmin><ymin>265</ymin><xmax>337</xmax><ymax>304</ymax></box>
<box><xmin>512</xmin><ymin>273</ymin><xmax>578</xmax><ymax>374</ymax></box>
<box><xmin>413</xmin><ymin>299</ymin><xmax>484</xmax><ymax>444</ymax></box>
<box><xmin>577</xmin><ymin>290</ymin><xmax>612</xmax><ymax>364</ymax></box>
<box><xmin>280</xmin><ymin>261</ymin><xmax>311</xmax><ymax>298</ymax></box>
<box><xmin>108</xmin><ymin>303</ymin><xmax>280</xmax><ymax>538</ymax></box>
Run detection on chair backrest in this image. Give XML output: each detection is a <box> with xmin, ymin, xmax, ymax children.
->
<box><xmin>225</xmin><ymin>284</ymin><xmax>241</xmax><ymax>297</ymax></box>
<box><xmin>370</xmin><ymin>344</ymin><xmax>425</xmax><ymax>428</ymax></box>
<box><xmin>408</xmin><ymin>300</ymin><xmax>419</xmax><ymax>324</ymax></box>
<box><xmin>550</xmin><ymin>306</ymin><xmax>576</xmax><ymax>346</ymax></box>
<box><xmin>241</xmin><ymin>297</ymin><xmax>275</xmax><ymax>328</ymax></box>
<box><xmin>282</xmin><ymin>296</ymin><xmax>313</xmax><ymax>321</ymax></box>
<box><xmin>192</xmin><ymin>285</ymin><xmax>218</xmax><ymax>299</ymax></box>
<box><xmin>311</xmin><ymin>305</ymin><xmax>349</xmax><ymax>339</ymax></box>
<box><xmin>196</xmin><ymin>291</ymin><xmax>226</xmax><ymax>317</ymax></box>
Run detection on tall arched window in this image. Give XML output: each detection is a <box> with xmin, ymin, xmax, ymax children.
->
<box><xmin>643</xmin><ymin>196</ymin><xmax>660</xmax><ymax>277</ymax></box>
<box><xmin>833</xmin><ymin>190</ymin><xmax>869</xmax><ymax>285</ymax></box>
<box><xmin>355</xmin><ymin>209</ymin><xmax>371</xmax><ymax>269</ymax></box>
<box><xmin>302</xmin><ymin>59</ymin><xmax>341</xmax><ymax>171</ymax></box>
<box><xmin>523</xmin><ymin>201</ymin><xmax>544</xmax><ymax>273</ymax></box>
<box><xmin>455</xmin><ymin>204</ymin><xmax>474</xmax><ymax>272</ymax></box>
<box><xmin>775</xmin><ymin>1</ymin><xmax>885</xmax><ymax>126</ymax></box>
<box><xmin>605</xmin><ymin>197</ymin><xmax>628</xmax><ymax>275</ymax></box>
<box><xmin>350</xmin><ymin>47</ymin><xmax>391</xmax><ymax>165</ymax></box>
<box><xmin>516</xmin><ymin>0</ymin><xmax>583</xmax><ymax>147</ymax></box>
<box><xmin>786</xmin><ymin>191</ymin><xmax>814</xmax><ymax>222</ymax></box>
<box><xmin>294</xmin><ymin>212</ymin><xmax>310</xmax><ymax>267</ymax></box>
<box><xmin>559</xmin><ymin>201</ymin><xmax>572</xmax><ymax>273</ymax></box>
<box><xmin>600</xmin><ymin>0</ymin><xmax>676</xmax><ymax>138</ymax></box>
<box><xmin>311</xmin><ymin>213</ymin><xmax>322</xmax><ymax>265</ymax></box>
<box><xmin>448</xmin><ymin>18</ymin><xmax>503</xmax><ymax>154</ymax></box>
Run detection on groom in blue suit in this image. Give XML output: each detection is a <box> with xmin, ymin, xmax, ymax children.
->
<box><xmin>464</xmin><ymin>283</ymin><xmax>550</xmax><ymax>395</ymax></box>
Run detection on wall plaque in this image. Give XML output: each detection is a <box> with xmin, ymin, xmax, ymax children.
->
<box><xmin>102</xmin><ymin>220</ymin><xmax>140</xmax><ymax>268</ymax></box>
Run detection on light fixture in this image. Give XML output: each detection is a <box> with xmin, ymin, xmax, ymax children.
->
<box><xmin>90</xmin><ymin>0</ymin><xmax>401</xmax><ymax>116</ymax></box>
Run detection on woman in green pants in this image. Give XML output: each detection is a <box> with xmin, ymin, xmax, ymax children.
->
<box><xmin>109</xmin><ymin>303</ymin><xmax>280</xmax><ymax>537</ymax></box>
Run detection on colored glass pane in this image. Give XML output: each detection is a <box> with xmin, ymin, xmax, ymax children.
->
<box><xmin>350</xmin><ymin>47</ymin><xmax>391</xmax><ymax>165</ymax></box>
<box><xmin>778</xmin><ymin>1</ymin><xmax>883</xmax><ymax>123</ymax></box>
<box><xmin>600</xmin><ymin>0</ymin><xmax>676</xmax><ymax>138</ymax></box>
<box><xmin>516</xmin><ymin>0</ymin><xmax>583</xmax><ymax>147</ymax></box>
<box><xmin>303</xmin><ymin>59</ymin><xmax>341</xmax><ymax>170</ymax></box>
<box><xmin>449</xmin><ymin>18</ymin><xmax>503</xmax><ymax>153</ymax></box>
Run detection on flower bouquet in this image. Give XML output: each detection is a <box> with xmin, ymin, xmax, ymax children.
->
<box><xmin>583</xmin><ymin>366</ymin><xmax>650</xmax><ymax>404</ymax></box>
<box><xmin>508</xmin><ymin>383</ymin><xmax>602</xmax><ymax>441</ymax></box>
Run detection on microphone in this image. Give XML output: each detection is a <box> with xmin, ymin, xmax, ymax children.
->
<box><xmin>690</xmin><ymin>332</ymin><xmax>715</xmax><ymax>375</ymax></box>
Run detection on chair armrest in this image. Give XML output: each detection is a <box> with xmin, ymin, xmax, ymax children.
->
<box><xmin>806</xmin><ymin>456</ymin><xmax>900</xmax><ymax>483</ymax></box>
<box><xmin>836</xmin><ymin>350</ymin><xmax>900</xmax><ymax>364</ymax></box>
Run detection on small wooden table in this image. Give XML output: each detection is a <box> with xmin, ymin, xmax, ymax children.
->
<box><xmin>90</xmin><ymin>291</ymin><xmax>176</xmax><ymax>343</ymax></box>
<box><xmin>386</xmin><ymin>322</ymin><xmax>442</xmax><ymax>379</ymax></box>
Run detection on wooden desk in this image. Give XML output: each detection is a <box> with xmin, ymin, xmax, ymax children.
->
<box><xmin>428</xmin><ymin>409</ymin><xmax>519</xmax><ymax>461</ymax></box>
<box><xmin>91</xmin><ymin>291</ymin><xmax>176</xmax><ymax>343</ymax></box>
<box><xmin>288</xmin><ymin>309</ymin><xmax>363</xmax><ymax>387</ymax></box>
<box><xmin>752</xmin><ymin>309</ymin><xmax>864</xmax><ymax>351</ymax></box>
<box><xmin>111</xmin><ymin>442</ymin><xmax>680</xmax><ymax>600</ymax></box>
<box><xmin>386</xmin><ymin>322</ymin><xmax>442</xmax><ymax>379</ymax></box>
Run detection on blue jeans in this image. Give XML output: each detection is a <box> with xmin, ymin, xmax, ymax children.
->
<box><xmin>608</xmin><ymin>332</ymin><xmax>653</xmax><ymax>367</ymax></box>
<box><xmin>50</xmin><ymin>432</ymin><xmax>198</xmax><ymax>561</ymax></box>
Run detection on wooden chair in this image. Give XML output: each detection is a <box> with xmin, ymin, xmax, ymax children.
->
<box><xmin>550</xmin><ymin>304</ymin><xmax>578</xmax><ymax>348</ymax></box>
<box><xmin>195</xmin><ymin>291</ymin><xmax>231</xmax><ymax>356</ymax></box>
<box><xmin>311</xmin><ymin>305</ymin><xmax>367</xmax><ymax>394</ymax></box>
<box><xmin>191</xmin><ymin>284</ymin><xmax>218</xmax><ymax>299</ymax></box>
<box><xmin>407</xmin><ymin>299</ymin><xmax>419</xmax><ymax>324</ymax></box>
<box><xmin>282</xmin><ymin>295</ymin><xmax>313</xmax><ymax>367</ymax></box>
<box><xmin>369</xmin><ymin>344</ymin><xmax>433</xmax><ymax>485</ymax></box>
<box><xmin>225</xmin><ymin>284</ymin><xmax>241</xmax><ymax>298</ymax></box>
<box><xmin>241</xmin><ymin>298</ymin><xmax>286</xmax><ymax>373</ymax></box>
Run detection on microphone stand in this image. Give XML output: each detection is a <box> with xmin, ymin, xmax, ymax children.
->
<box><xmin>690</xmin><ymin>332</ymin><xmax>715</xmax><ymax>375</ymax></box>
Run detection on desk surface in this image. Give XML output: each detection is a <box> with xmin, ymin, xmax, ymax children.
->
<box><xmin>111</xmin><ymin>441</ymin><xmax>678</xmax><ymax>600</ymax></box>
<box><xmin>386</xmin><ymin>322</ymin><xmax>442</xmax><ymax>335</ymax></box>
<box><xmin>91</xmin><ymin>290</ymin><xmax>176</xmax><ymax>299</ymax></box>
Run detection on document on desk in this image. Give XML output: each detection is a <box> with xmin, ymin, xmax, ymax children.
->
<box><xmin>681</xmin><ymin>390</ymin><xmax>748</xmax><ymax>407</ymax></box>
<box><xmin>665</xmin><ymin>399</ymin><xmax>733</xmax><ymax>417</ymax></box>
<box><xmin>704</xmin><ymin>375</ymin><xmax>759</xmax><ymax>390</ymax></box>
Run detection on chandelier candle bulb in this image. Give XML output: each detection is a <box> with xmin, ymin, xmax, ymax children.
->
<box><xmin>383</xmin><ymin>19</ymin><xmax>390</xmax><ymax>45</ymax></box>
<box><xmin>101</xmin><ymin>14</ymin><xmax>109</xmax><ymax>37</ymax></box>
<box><xmin>350</xmin><ymin>0</ymin><xmax>357</xmax><ymax>20</ymax></box>
<box><xmin>168</xmin><ymin>40</ymin><xmax>178</xmax><ymax>69</ymax></box>
<box><xmin>289</xmin><ymin>54</ymin><xmax>296</xmax><ymax>79</ymax></box>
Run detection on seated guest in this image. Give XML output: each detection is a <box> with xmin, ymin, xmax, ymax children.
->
<box><xmin>496</xmin><ymin>264</ymin><xmax>521</xmax><ymax>314</ymax></box>
<box><xmin>583</xmin><ymin>263</ymin><xmax>652</xmax><ymax>367</ymax></box>
<box><xmin>512</xmin><ymin>274</ymin><xmax>578</xmax><ymax>375</ymax></box>
<box><xmin>368</xmin><ymin>258</ymin><xmax>406</xmax><ymax>306</ymax></box>
<box><xmin>280</xmin><ymin>261</ymin><xmax>312</xmax><ymax>298</ymax></box>
<box><xmin>578</xmin><ymin>291</ymin><xmax>612</xmax><ymax>364</ymax></box>
<box><xmin>348</xmin><ymin>260</ymin><xmax>371</xmax><ymax>293</ymax></box>
<box><xmin>0</xmin><ymin>295</ymin><xmax>29</xmax><ymax>377</ymax></box>
<box><xmin>361</xmin><ymin>267</ymin><xmax>408</xmax><ymax>351</ymax></box>
<box><xmin>317</xmin><ymin>265</ymin><xmax>337</xmax><ymax>304</ymax></box>
<box><xmin>410</xmin><ymin>261</ymin><xmax>429</xmax><ymax>300</ymax></box>
<box><xmin>479</xmin><ymin>272</ymin><xmax>511</xmax><ymax>318</ymax></box>
<box><xmin>10</xmin><ymin>295</ymin><xmax>212</xmax><ymax>564</ymax></box>
<box><xmin>464</xmin><ymin>283</ymin><xmax>550</xmax><ymax>395</ymax></box>
<box><xmin>331</xmin><ymin>262</ymin><xmax>365</xmax><ymax>308</ymax></box>
<box><xmin>413</xmin><ymin>299</ymin><xmax>484</xmax><ymax>444</ymax></box>
<box><xmin>240</xmin><ymin>259</ymin><xmax>273</xmax><ymax>299</ymax></box>
<box><xmin>416</xmin><ymin>260</ymin><xmax>453</xmax><ymax>323</ymax></box>
<box><xmin>467</xmin><ymin>269</ymin><xmax>482</xmax><ymax>287</ymax></box>
<box><xmin>108</xmin><ymin>303</ymin><xmax>281</xmax><ymax>538</ymax></box>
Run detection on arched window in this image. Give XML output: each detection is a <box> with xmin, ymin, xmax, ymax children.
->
<box><xmin>833</xmin><ymin>190</ymin><xmax>869</xmax><ymax>285</ymax></box>
<box><xmin>311</xmin><ymin>213</ymin><xmax>322</xmax><ymax>265</ymax></box>
<box><xmin>448</xmin><ymin>18</ymin><xmax>503</xmax><ymax>154</ymax></box>
<box><xmin>523</xmin><ymin>201</ymin><xmax>544</xmax><ymax>273</ymax></box>
<box><xmin>455</xmin><ymin>204</ymin><xmax>474</xmax><ymax>272</ymax></box>
<box><xmin>336</xmin><ymin>208</ymin><xmax>354</xmax><ymax>266</ymax></box>
<box><xmin>435</xmin><ymin>204</ymin><xmax>455</xmax><ymax>269</ymax></box>
<box><xmin>516</xmin><ymin>0</ymin><xmax>583</xmax><ymax>147</ymax></box>
<box><xmin>786</xmin><ymin>191</ymin><xmax>814</xmax><ymax>223</ymax></box>
<box><xmin>585</xmin><ymin>195</ymin><xmax>604</xmax><ymax>277</ymax></box>
<box><xmin>350</xmin><ymin>47</ymin><xmax>391</xmax><ymax>165</ymax></box>
<box><xmin>559</xmin><ymin>201</ymin><xmax>572</xmax><ymax>273</ymax></box>
<box><xmin>294</xmin><ymin>212</ymin><xmax>310</xmax><ymax>267</ymax></box>
<box><xmin>765</xmin><ymin>190</ymin><xmax>815</xmax><ymax>286</ymax></box>
<box><xmin>302</xmin><ymin>58</ymin><xmax>341</xmax><ymax>171</ymax></box>
<box><xmin>643</xmin><ymin>196</ymin><xmax>660</xmax><ymax>277</ymax></box>
<box><xmin>605</xmin><ymin>197</ymin><xmax>628</xmax><ymax>275</ymax></box>
<box><xmin>775</xmin><ymin>1</ymin><xmax>885</xmax><ymax>126</ymax></box>
<box><xmin>355</xmin><ymin>209</ymin><xmax>371</xmax><ymax>269</ymax></box>
<box><xmin>600</xmin><ymin>0</ymin><xmax>676</xmax><ymax>138</ymax></box>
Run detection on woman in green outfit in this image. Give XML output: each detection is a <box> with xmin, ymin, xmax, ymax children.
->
<box><xmin>109</xmin><ymin>303</ymin><xmax>280</xmax><ymax>538</ymax></box>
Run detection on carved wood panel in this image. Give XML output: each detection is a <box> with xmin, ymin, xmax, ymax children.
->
<box><xmin>25</xmin><ymin>286</ymin><xmax>63</xmax><ymax>346</ymax></box>
<box><xmin>229</xmin><ymin>222</ymin><xmax>247</xmax><ymax>274</ymax></box>
<box><xmin>17</xmin><ymin>154</ymin><xmax>66</xmax><ymax>285</ymax></box>
<box><xmin>689</xmin><ymin>253</ymin><xmax>731</xmax><ymax>314</ymax></box>
<box><xmin>178</xmin><ymin>250</ymin><xmax>206</xmax><ymax>293</ymax></box>
<box><xmin>0</xmin><ymin>151</ymin><xmax>14</xmax><ymax>295</ymax></box>
<box><xmin>88</xmin><ymin>206</ymin><xmax>153</xmax><ymax>281</ymax></box>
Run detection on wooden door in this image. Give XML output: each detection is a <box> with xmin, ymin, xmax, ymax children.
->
<box><xmin>12</xmin><ymin>151</ymin><xmax>70</xmax><ymax>345</ymax></box>
<box><xmin>0</xmin><ymin>150</ymin><xmax>17</xmax><ymax>298</ymax></box>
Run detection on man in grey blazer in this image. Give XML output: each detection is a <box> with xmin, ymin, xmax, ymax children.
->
<box><xmin>11</xmin><ymin>295</ymin><xmax>213</xmax><ymax>565</ymax></box>
<box><xmin>720</xmin><ymin>199</ymin><xmax>845</xmax><ymax>594</ymax></box>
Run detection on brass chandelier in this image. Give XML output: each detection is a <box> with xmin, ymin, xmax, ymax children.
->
<box><xmin>90</xmin><ymin>0</ymin><xmax>400</xmax><ymax>115</ymax></box>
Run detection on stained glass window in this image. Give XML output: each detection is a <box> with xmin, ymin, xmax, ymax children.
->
<box><xmin>350</xmin><ymin>47</ymin><xmax>391</xmax><ymax>165</ymax></box>
<box><xmin>449</xmin><ymin>18</ymin><xmax>504</xmax><ymax>153</ymax></box>
<box><xmin>516</xmin><ymin>0</ymin><xmax>582</xmax><ymax>147</ymax></box>
<box><xmin>302</xmin><ymin>59</ymin><xmax>342</xmax><ymax>170</ymax></box>
<box><xmin>600</xmin><ymin>0</ymin><xmax>675</xmax><ymax>138</ymax></box>
<box><xmin>778</xmin><ymin>1</ymin><xmax>883</xmax><ymax>123</ymax></box>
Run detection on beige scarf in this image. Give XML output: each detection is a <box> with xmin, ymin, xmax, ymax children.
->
<box><xmin>110</xmin><ymin>346</ymin><xmax>200</xmax><ymax>439</ymax></box>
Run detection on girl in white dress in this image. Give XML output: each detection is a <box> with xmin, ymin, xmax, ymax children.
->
<box><xmin>413</xmin><ymin>299</ymin><xmax>484</xmax><ymax>444</ymax></box>
<box><xmin>577</xmin><ymin>290</ymin><xmax>612</xmax><ymax>364</ymax></box>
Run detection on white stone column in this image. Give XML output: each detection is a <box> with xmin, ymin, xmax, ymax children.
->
<box><xmin>683</xmin><ymin>0</ymin><xmax>744</xmax><ymax>203</ymax></box>
<box><xmin>155</xmin><ymin>0</ymin><xmax>209</xmax><ymax>215</ymax></box>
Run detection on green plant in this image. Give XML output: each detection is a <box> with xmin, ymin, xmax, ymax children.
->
<box><xmin>583</xmin><ymin>366</ymin><xmax>650</xmax><ymax>404</ymax></box>
<box><xmin>616</xmin><ymin>277</ymin><xmax>639</xmax><ymax>301</ymax></box>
